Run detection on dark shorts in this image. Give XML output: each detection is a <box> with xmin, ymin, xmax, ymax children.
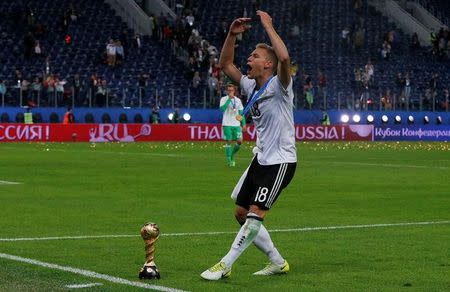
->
<box><xmin>234</xmin><ymin>156</ymin><xmax>296</xmax><ymax>210</ymax></box>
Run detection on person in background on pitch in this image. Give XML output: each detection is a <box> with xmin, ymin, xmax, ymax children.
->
<box><xmin>320</xmin><ymin>110</ymin><xmax>330</xmax><ymax>125</ymax></box>
<box><xmin>220</xmin><ymin>83</ymin><xmax>246</xmax><ymax>167</ymax></box>
<box><xmin>63</xmin><ymin>106</ymin><xmax>74</xmax><ymax>124</ymax></box>
<box><xmin>201</xmin><ymin>10</ymin><xmax>297</xmax><ymax>280</ymax></box>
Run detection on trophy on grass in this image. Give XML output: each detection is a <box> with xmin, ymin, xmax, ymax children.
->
<box><xmin>138</xmin><ymin>222</ymin><xmax>161</xmax><ymax>279</ymax></box>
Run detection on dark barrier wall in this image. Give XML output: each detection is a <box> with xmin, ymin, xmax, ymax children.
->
<box><xmin>0</xmin><ymin>107</ymin><xmax>449</xmax><ymax>126</ymax></box>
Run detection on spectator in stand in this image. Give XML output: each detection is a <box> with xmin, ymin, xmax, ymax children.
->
<box><xmin>386</xmin><ymin>30</ymin><xmax>395</xmax><ymax>47</ymax></box>
<box><xmin>54</xmin><ymin>75</ymin><xmax>65</xmax><ymax>106</ymax></box>
<box><xmin>209</xmin><ymin>58</ymin><xmax>221</xmax><ymax>80</ymax></box>
<box><xmin>148</xmin><ymin>14</ymin><xmax>155</xmax><ymax>38</ymax></box>
<box><xmin>138</xmin><ymin>73</ymin><xmax>148</xmax><ymax>100</ymax></box>
<box><xmin>15</xmin><ymin>69</ymin><xmax>23</xmax><ymax>84</ymax></box>
<box><xmin>303</xmin><ymin>74</ymin><xmax>313</xmax><ymax>109</ymax></box>
<box><xmin>34</xmin><ymin>22</ymin><xmax>47</xmax><ymax>39</ymax></box>
<box><xmin>207</xmin><ymin>73</ymin><xmax>219</xmax><ymax>106</ymax></box>
<box><xmin>33</xmin><ymin>40</ymin><xmax>44</xmax><ymax>57</ymax></box>
<box><xmin>115</xmin><ymin>40</ymin><xmax>124</xmax><ymax>65</ymax></box>
<box><xmin>185</xmin><ymin>12</ymin><xmax>195</xmax><ymax>28</ymax></box>
<box><xmin>72</xmin><ymin>74</ymin><xmax>84</xmax><ymax>106</ymax></box>
<box><xmin>403</xmin><ymin>73</ymin><xmax>411</xmax><ymax>109</ymax></box>
<box><xmin>290</xmin><ymin>61</ymin><xmax>298</xmax><ymax>82</ymax></box>
<box><xmin>423</xmin><ymin>89</ymin><xmax>432</xmax><ymax>111</ymax></box>
<box><xmin>23</xmin><ymin>32</ymin><xmax>34</xmax><ymax>59</ymax></box>
<box><xmin>119</xmin><ymin>29</ymin><xmax>129</xmax><ymax>55</ymax></box>
<box><xmin>353</xmin><ymin>0</ymin><xmax>363</xmax><ymax>15</ymax></box>
<box><xmin>353</xmin><ymin>27</ymin><xmax>365</xmax><ymax>52</ymax></box>
<box><xmin>438</xmin><ymin>34</ymin><xmax>446</xmax><ymax>60</ymax></box>
<box><xmin>318</xmin><ymin>69</ymin><xmax>327</xmax><ymax>102</ymax></box>
<box><xmin>447</xmin><ymin>38</ymin><xmax>450</xmax><ymax>60</ymax></box>
<box><xmin>430</xmin><ymin>30</ymin><xmax>439</xmax><ymax>56</ymax></box>
<box><xmin>381</xmin><ymin>89</ymin><xmax>392</xmax><ymax>110</ymax></box>
<box><xmin>158</xmin><ymin>12</ymin><xmax>167</xmax><ymax>41</ymax></box>
<box><xmin>381</xmin><ymin>40</ymin><xmax>391</xmax><ymax>60</ymax></box>
<box><xmin>68</xmin><ymin>4</ymin><xmax>78</xmax><ymax>22</ymax></box>
<box><xmin>410</xmin><ymin>32</ymin><xmax>420</xmax><ymax>51</ymax></box>
<box><xmin>288</xmin><ymin>23</ymin><xmax>300</xmax><ymax>39</ymax></box>
<box><xmin>395</xmin><ymin>72</ymin><xmax>405</xmax><ymax>98</ymax></box>
<box><xmin>31</xmin><ymin>76</ymin><xmax>42</xmax><ymax>105</ymax></box>
<box><xmin>440</xmin><ymin>89</ymin><xmax>449</xmax><ymax>111</ymax></box>
<box><xmin>21</xmin><ymin>78</ymin><xmax>31</xmax><ymax>106</ymax></box>
<box><xmin>0</xmin><ymin>79</ymin><xmax>7</xmax><ymax>100</ymax></box>
<box><xmin>365</xmin><ymin>59</ymin><xmax>374</xmax><ymax>85</ymax></box>
<box><xmin>106</xmin><ymin>39</ymin><xmax>116</xmax><ymax>66</ymax></box>
<box><xmin>45</xmin><ymin>74</ymin><xmax>56</xmax><ymax>105</ymax></box>
<box><xmin>135</xmin><ymin>34</ymin><xmax>142</xmax><ymax>51</ymax></box>
<box><xmin>95</xmin><ymin>79</ymin><xmax>107</xmax><ymax>107</ymax></box>
<box><xmin>89</xmin><ymin>73</ymin><xmax>98</xmax><ymax>98</ymax></box>
<box><xmin>429</xmin><ymin>73</ymin><xmax>439</xmax><ymax>96</ymax></box>
<box><xmin>163</xmin><ymin>25</ymin><xmax>173</xmax><ymax>42</ymax></box>
<box><xmin>341</xmin><ymin>27</ymin><xmax>350</xmax><ymax>47</ymax></box>
<box><xmin>354</xmin><ymin>67</ymin><xmax>362</xmax><ymax>96</ymax></box>
<box><xmin>192</xmin><ymin>71</ymin><xmax>201</xmax><ymax>97</ymax></box>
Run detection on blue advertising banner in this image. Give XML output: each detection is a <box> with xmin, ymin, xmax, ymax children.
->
<box><xmin>375</xmin><ymin>126</ymin><xmax>450</xmax><ymax>141</ymax></box>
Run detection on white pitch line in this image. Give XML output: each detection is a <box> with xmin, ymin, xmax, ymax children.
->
<box><xmin>0</xmin><ymin>180</ymin><xmax>22</xmax><ymax>185</ymax></box>
<box><xmin>1</xmin><ymin>220</ymin><xmax>449</xmax><ymax>242</ymax></box>
<box><xmin>66</xmin><ymin>283</ymin><xmax>103</xmax><ymax>289</ymax></box>
<box><xmin>304</xmin><ymin>160</ymin><xmax>450</xmax><ymax>170</ymax></box>
<box><xmin>0</xmin><ymin>253</ymin><xmax>186</xmax><ymax>292</ymax></box>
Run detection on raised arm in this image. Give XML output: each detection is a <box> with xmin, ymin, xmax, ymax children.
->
<box><xmin>219</xmin><ymin>18</ymin><xmax>252</xmax><ymax>84</ymax></box>
<box><xmin>257</xmin><ymin>11</ymin><xmax>291</xmax><ymax>89</ymax></box>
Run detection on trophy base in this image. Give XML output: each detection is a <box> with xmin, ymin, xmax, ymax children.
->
<box><xmin>138</xmin><ymin>265</ymin><xmax>161</xmax><ymax>280</ymax></box>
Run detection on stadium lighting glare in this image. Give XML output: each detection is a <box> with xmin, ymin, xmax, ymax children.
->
<box><xmin>436</xmin><ymin>116</ymin><xmax>442</xmax><ymax>124</ymax></box>
<box><xmin>381</xmin><ymin>115</ymin><xmax>388</xmax><ymax>124</ymax></box>
<box><xmin>366</xmin><ymin>115</ymin><xmax>374</xmax><ymax>124</ymax></box>
<box><xmin>168</xmin><ymin>113</ymin><xmax>174</xmax><ymax>121</ymax></box>
<box><xmin>408</xmin><ymin>115</ymin><xmax>414</xmax><ymax>124</ymax></box>
<box><xmin>183</xmin><ymin>113</ymin><xmax>191</xmax><ymax>122</ymax></box>
<box><xmin>340</xmin><ymin>114</ymin><xmax>350</xmax><ymax>123</ymax></box>
<box><xmin>352</xmin><ymin>114</ymin><xmax>361</xmax><ymax>123</ymax></box>
<box><xmin>423</xmin><ymin>116</ymin><xmax>429</xmax><ymax>124</ymax></box>
<box><xmin>394</xmin><ymin>115</ymin><xmax>401</xmax><ymax>124</ymax></box>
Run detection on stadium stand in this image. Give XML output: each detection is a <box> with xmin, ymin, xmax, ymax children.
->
<box><xmin>0</xmin><ymin>0</ymin><xmax>448</xmax><ymax>114</ymax></box>
<box><xmin>193</xmin><ymin>0</ymin><xmax>449</xmax><ymax>111</ymax></box>
<box><xmin>415</xmin><ymin>0</ymin><xmax>450</xmax><ymax>26</ymax></box>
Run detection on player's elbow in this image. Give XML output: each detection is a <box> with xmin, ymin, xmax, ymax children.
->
<box><xmin>218</xmin><ymin>61</ymin><xmax>230</xmax><ymax>71</ymax></box>
<box><xmin>278</xmin><ymin>55</ymin><xmax>290</xmax><ymax>65</ymax></box>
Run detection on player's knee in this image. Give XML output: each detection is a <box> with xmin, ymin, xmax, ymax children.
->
<box><xmin>234</xmin><ymin>207</ymin><xmax>247</xmax><ymax>225</ymax></box>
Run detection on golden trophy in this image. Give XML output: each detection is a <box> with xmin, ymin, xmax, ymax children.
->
<box><xmin>138</xmin><ymin>222</ymin><xmax>161</xmax><ymax>279</ymax></box>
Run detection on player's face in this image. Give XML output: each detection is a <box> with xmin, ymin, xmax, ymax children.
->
<box><xmin>227</xmin><ymin>86</ymin><xmax>235</xmax><ymax>96</ymax></box>
<box><xmin>246</xmin><ymin>48</ymin><xmax>272</xmax><ymax>79</ymax></box>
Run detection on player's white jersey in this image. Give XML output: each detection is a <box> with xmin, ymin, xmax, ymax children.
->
<box><xmin>240</xmin><ymin>75</ymin><xmax>297</xmax><ymax>165</ymax></box>
<box><xmin>220</xmin><ymin>95</ymin><xmax>244</xmax><ymax>127</ymax></box>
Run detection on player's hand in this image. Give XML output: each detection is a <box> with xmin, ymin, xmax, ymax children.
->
<box><xmin>242</xmin><ymin>125</ymin><xmax>247</xmax><ymax>132</ymax></box>
<box><xmin>256</xmin><ymin>10</ymin><xmax>273</xmax><ymax>29</ymax></box>
<box><xmin>229</xmin><ymin>18</ymin><xmax>252</xmax><ymax>36</ymax></box>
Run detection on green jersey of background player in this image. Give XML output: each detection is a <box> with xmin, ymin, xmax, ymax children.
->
<box><xmin>220</xmin><ymin>83</ymin><xmax>246</xmax><ymax>167</ymax></box>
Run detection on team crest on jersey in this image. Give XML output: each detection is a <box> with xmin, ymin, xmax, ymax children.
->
<box><xmin>250</xmin><ymin>102</ymin><xmax>261</xmax><ymax>117</ymax></box>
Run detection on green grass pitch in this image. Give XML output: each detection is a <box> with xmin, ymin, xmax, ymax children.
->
<box><xmin>0</xmin><ymin>141</ymin><xmax>449</xmax><ymax>291</ymax></box>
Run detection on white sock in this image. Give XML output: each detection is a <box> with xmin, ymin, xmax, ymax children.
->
<box><xmin>221</xmin><ymin>213</ymin><xmax>262</xmax><ymax>268</ymax></box>
<box><xmin>253</xmin><ymin>224</ymin><xmax>285</xmax><ymax>265</ymax></box>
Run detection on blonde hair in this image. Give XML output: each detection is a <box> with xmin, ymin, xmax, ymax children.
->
<box><xmin>256</xmin><ymin>43</ymin><xmax>278</xmax><ymax>73</ymax></box>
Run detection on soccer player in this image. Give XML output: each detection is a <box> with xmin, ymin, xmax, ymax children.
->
<box><xmin>220</xmin><ymin>83</ymin><xmax>246</xmax><ymax>167</ymax></box>
<box><xmin>201</xmin><ymin>11</ymin><xmax>297</xmax><ymax>280</ymax></box>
